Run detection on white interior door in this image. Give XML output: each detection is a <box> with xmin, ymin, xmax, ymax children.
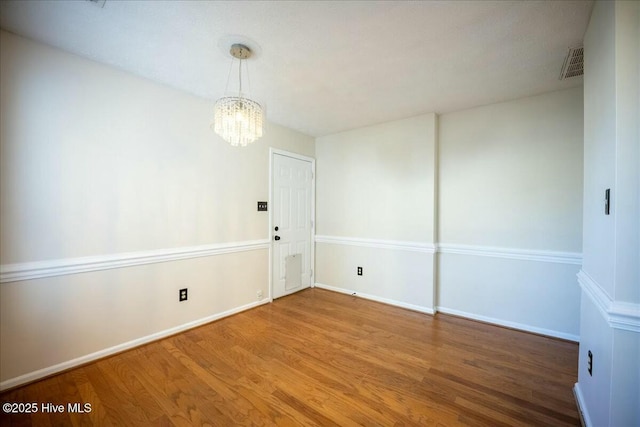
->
<box><xmin>271</xmin><ymin>152</ymin><xmax>314</xmax><ymax>299</ymax></box>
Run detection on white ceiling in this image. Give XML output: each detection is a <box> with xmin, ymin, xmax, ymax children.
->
<box><xmin>0</xmin><ymin>0</ymin><xmax>593</xmax><ymax>137</ymax></box>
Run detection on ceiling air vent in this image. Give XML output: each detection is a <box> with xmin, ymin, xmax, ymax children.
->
<box><xmin>85</xmin><ymin>0</ymin><xmax>106</xmax><ymax>8</ymax></box>
<box><xmin>559</xmin><ymin>46</ymin><xmax>584</xmax><ymax>80</ymax></box>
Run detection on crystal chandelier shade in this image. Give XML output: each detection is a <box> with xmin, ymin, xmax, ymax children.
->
<box><xmin>214</xmin><ymin>97</ymin><xmax>264</xmax><ymax>147</ymax></box>
<box><xmin>213</xmin><ymin>44</ymin><xmax>264</xmax><ymax>147</ymax></box>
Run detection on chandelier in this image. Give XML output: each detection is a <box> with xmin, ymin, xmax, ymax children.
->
<box><xmin>213</xmin><ymin>44</ymin><xmax>264</xmax><ymax>147</ymax></box>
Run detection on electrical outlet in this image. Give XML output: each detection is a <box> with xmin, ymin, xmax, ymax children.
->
<box><xmin>179</xmin><ymin>288</ymin><xmax>188</xmax><ymax>302</ymax></box>
<box><xmin>257</xmin><ymin>290</ymin><xmax>263</xmax><ymax>300</ymax></box>
<box><xmin>357</xmin><ymin>266</ymin><xmax>363</xmax><ymax>276</ymax></box>
<box><xmin>587</xmin><ymin>350</ymin><xmax>593</xmax><ymax>376</ymax></box>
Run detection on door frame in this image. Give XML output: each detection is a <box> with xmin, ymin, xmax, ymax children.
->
<box><xmin>268</xmin><ymin>148</ymin><xmax>316</xmax><ymax>301</ymax></box>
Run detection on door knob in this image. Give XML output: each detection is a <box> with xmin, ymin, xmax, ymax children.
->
<box><xmin>274</xmin><ymin>235</ymin><xmax>281</xmax><ymax>241</ymax></box>
<box><xmin>274</xmin><ymin>226</ymin><xmax>279</xmax><ymax>231</ymax></box>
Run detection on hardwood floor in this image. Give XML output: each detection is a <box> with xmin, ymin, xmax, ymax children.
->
<box><xmin>1</xmin><ymin>288</ymin><xmax>580</xmax><ymax>426</ymax></box>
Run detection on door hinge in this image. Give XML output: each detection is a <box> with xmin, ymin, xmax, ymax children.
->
<box><xmin>311</xmin><ymin>219</ymin><xmax>314</xmax><ymax>228</ymax></box>
<box><xmin>310</xmin><ymin>269</ymin><xmax>313</xmax><ymax>277</ymax></box>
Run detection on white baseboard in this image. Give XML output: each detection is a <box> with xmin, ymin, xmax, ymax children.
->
<box><xmin>0</xmin><ymin>299</ymin><xmax>270</xmax><ymax>391</ymax></box>
<box><xmin>314</xmin><ymin>282</ymin><xmax>435</xmax><ymax>315</ymax></box>
<box><xmin>436</xmin><ymin>306</ymin><xmax>579</xmax><ymax>342</ymax></box>
<box><xmin>573</xmin><ymin>383</ymin><xmax>592</xmax><ymax>427</ymax></box>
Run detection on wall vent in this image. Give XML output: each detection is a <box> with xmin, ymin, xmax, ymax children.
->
<box><xmin>559</xmin><ymin>46</ymin><xmax>584</xmax><ymax>80</ymax></box>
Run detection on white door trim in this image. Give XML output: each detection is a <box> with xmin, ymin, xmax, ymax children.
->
<box><xmin>269</xmin><ymin>148</ymin><xmax>316</xmax><ymax>301</ymax></box>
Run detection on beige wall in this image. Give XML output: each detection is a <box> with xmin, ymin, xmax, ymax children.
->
<box><xmin>315</xmin><ymin>88</ymin><xmax>584</xmax><ymax>339</ymax></box>
<box><xmin>315</xmin><ymin>113</ymin><xmax>437</xmax><ymax>312</ymax></box>
<box><xmin>438</xmin><ymin>87</ymin><xmax>584</xmax><ymax>251</ymax></box>
<box><xmin>316</xmin><ymin>114</ymin><xmax>437</xmax><ymax>242</ymax></box>
<box><xmin>0</xmin><ymin>31</ymin><xmax>313</xmax><ymax>263</ymax></box>
<box><xmin>0</xmin><ymin>30</ymin><xmax>314</xmax><ymax>387</ymax></box>
<box><xmin>437</xmin><ymin>87</ymin><xmax>583</xmax><ymax>340</ymax></box>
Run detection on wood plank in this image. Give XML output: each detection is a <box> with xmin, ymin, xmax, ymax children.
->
<box><xmin>0</xmin><ymin>288</ymin><xmax>580</xmax><ymax>426</ymax></box>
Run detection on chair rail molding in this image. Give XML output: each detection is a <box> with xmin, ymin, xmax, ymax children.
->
<box><xmin>438</xmin><ymin>243</ymin><xmax>582</xmax><ymax>265</ymax></box>
<box><xmin>314</xmin><ymin>235</ymin><xmax>436</xmax><ymax>253</ymax></box>
<box><xmin>577</xmin><ymin>269</ymin><xmax>640</xmax><ymax>333</ymax></box>
<box><xmin>315</xmin><ymin>237</ymin><xmax>581</xmax><ymax>264</ymax></box>
<box><xmin>0</xmin><ymin>239</ymin><xmax>270</xmax><ymax>284</ymax></box>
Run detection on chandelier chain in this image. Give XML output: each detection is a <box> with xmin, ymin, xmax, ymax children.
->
<box><xmin>238</xmin><ymin>58</ymin><xmax>242</xmax><ymax>95</ymax></box>
<box><xmin>224</xmin><ymin>56</ymin><xmax>234</xmax><ymax>95</ymax></box>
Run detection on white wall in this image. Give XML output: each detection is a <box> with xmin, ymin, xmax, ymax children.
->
<box><xmin>438</xmin><ymin>89</ymin><xmax>583</xmax><ymax>251</ymax></box>
<box><xmin>437</xmin><ymin>88</ymin><xmax>584</xmax><ymax>340</ymax></box>
<box><xmin>581</xmin><ymin>0</ymin><xmax>617</xmax><ymax>298</ymax></box>
<box><xmin>316</xmin><ymin>114</ymin><xmax>437</xmax><ymax>242</ymax></box>
<box><xmin>315</xmin><ymin>90</ymin><xmax>584</xmax><ymax>337</ymax></box>
<box><xmin>315</xmin><ymin>114</ymin><xmax>437</xmax><ymax>312</ymax></box>
<box><xmin>0</xmin><ymin>31</ymin><xmax>314</xmax><ymax>388</ymax></box>
<box><xmin>575</xmin><ymin>1</ymin><xmax>640</xmax><ymax>426</ymax></box>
